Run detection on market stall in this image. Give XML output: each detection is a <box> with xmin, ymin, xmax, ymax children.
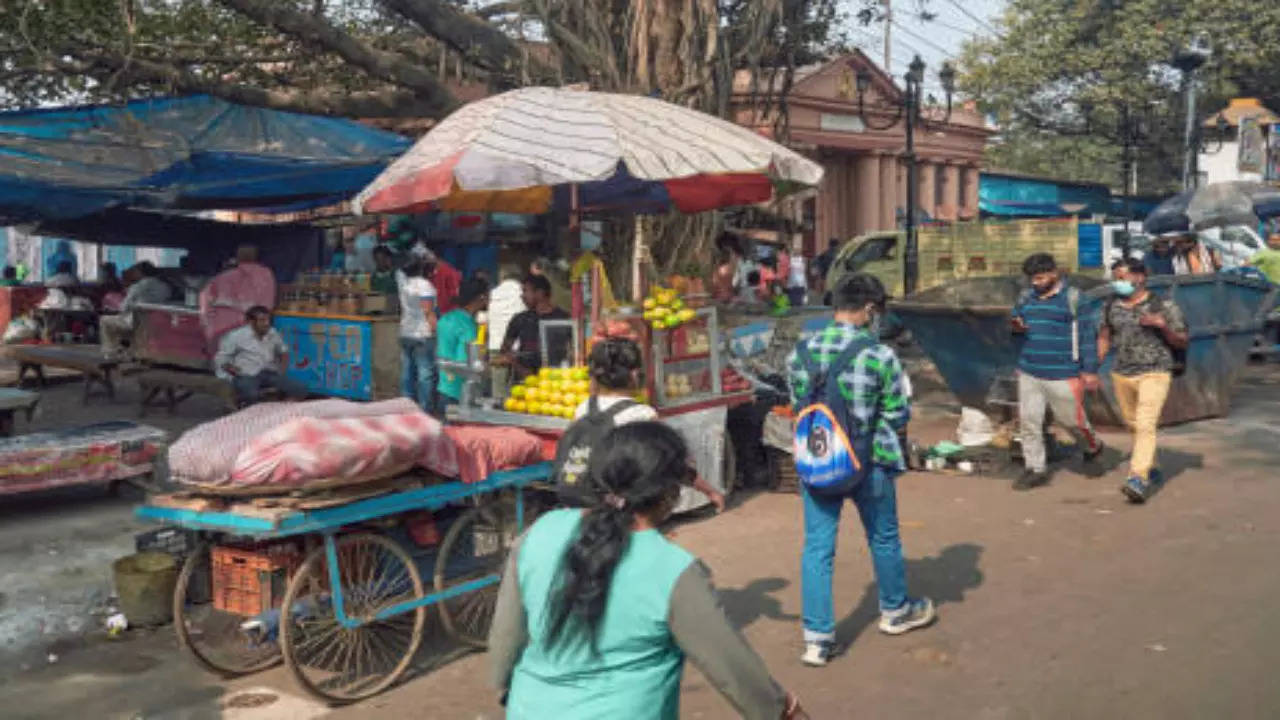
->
<box><xmin>273</xmin><ymin>270</ymin><xmax>399</xmax><ymax>400</ymax></box>
<box><xmin>354</xmin><ymin>86</ymin><xmax>823</xmax><ymax>511</ymax></box>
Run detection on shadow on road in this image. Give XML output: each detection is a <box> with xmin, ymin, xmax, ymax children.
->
<box><xmin>718</xmin><ymin>577</ymin><xmax>800</xmax><ymax>630</ymax></box>
<box><xmin>834</xmin><ymin>543</ymin><xmax>985</xmax><ymax>651</ymax></box>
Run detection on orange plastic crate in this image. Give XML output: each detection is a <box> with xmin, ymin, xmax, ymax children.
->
<box><xmin>211</xmin><ymin>541</ymin><xmax>303</xmax><ymax>616</ymax></box>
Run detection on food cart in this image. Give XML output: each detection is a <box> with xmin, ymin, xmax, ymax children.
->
<box><xmin>448</xmin><ymin>302</ymin><xmax>756</xmax><ymax>510</ymax></box>
<box><xmin>136</xmin><ymin>462</ymin><xmax>550</xmax><ymax>704</ymax></box>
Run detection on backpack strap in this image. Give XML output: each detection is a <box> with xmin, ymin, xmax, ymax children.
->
<box><xmin>585</xmin><ymin>395</ymin><xmax>637</xmax><ymax>425</ymax></box>
<box><xmin>800</xmin><ymin>334</ymin><xmax>875</xmax><ymax>405</ymax></box>
<box><xmin>1067</xmin><ymin>286</ymin><xmax>1080</xmax><ymax>364</ymax></box>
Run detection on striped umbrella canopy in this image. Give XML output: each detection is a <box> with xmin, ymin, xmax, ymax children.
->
<box><xmin>354</xmin><ymin>87</ymin><xmax>824</xmax><ymax>216</ymax></box>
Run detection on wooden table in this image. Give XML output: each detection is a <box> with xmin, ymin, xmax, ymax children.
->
<box><xmin>0</xmin><ymin>387</ymin><xmax>39</xmax><ymax>437</ymax></box>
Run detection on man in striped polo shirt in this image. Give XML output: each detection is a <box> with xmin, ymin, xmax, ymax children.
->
<box><xmin>1010</xmin><ymin>253</ymin><xmax>1105</xmax><ymax>490</ymax></box>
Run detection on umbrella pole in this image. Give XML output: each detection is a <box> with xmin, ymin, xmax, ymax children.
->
<box><xmin>633</xmin><ymin>215</ymin><xmax>646</xmax><ymax>304</ymax></box>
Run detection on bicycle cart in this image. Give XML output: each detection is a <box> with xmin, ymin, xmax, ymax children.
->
<box><xmin>135</xmin><ymin>462</ymin><xmax>552</xmax><ymax>704</ymax></box>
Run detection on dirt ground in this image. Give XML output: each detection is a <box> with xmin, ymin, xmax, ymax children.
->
<box><xmin>2</xmin><ymin>358</ymin><xmax>1280</xmax><ymax>719</ymax></box>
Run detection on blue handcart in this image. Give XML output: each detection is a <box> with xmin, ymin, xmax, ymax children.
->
<box><xmin>136</xmin><ymin>462</ymin><xmax>552</xmax><ymax>704</ymax></box>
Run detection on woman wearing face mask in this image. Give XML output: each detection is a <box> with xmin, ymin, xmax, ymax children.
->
<box><xmin>1098</xmin><ymin>259</ymin><xmax>1189</xmax><ymax>502</ymax></box>
<box><xmin>785</xmin><ymin>273</ymin><xmax>934</xmax><ymax>668</ymax></box>
<box><xmin>489</xmin><ymin>422</ymin><xmax>806</xmax><ymax>719</ymax></box>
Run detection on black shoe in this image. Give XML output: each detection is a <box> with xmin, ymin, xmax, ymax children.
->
<box><xmin>1082</xmin><ymin>442</ymin><xmax>1108</xmax><ymax>477</ymax></box>
<box><xmin>1013</xmin><ymin>470</ymin><xmax>1051</xmax><ymax>491</ymax></box>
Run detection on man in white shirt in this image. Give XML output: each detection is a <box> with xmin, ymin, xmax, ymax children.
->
<box><xmin>100</xmin><ymin>261</ymin><xmax>174</xmax><ymax>361</ymax></box>
<box><xmin>397</xmin><ymin>256</ymin><xmax>439</xmax><ymax>411</ymax></box>
<box><xmin>214</xmin><ymin>305</ymin><xmax>308</xmax><ymax>406</ymax></box>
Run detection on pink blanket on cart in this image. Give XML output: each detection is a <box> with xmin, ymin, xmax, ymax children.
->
<box><xmin>168</xmin><ymin>398</ymin><xmax>458</xmax><ymax>487</ymax></box>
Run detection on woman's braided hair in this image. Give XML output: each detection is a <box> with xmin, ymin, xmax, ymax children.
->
<box><xmin>545</xmin><ymin>421</ymin><xmax>689</xmax><ymax>650</ymax></box>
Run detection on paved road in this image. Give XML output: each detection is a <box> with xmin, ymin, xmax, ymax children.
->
<box><xmin>3</xmin><ymin>370</ymin><xmax>1279</xmax><ymax>719</ymax></box>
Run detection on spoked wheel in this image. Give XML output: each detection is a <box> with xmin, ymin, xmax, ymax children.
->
<box><xmin>434</xmin><ymin>496</ymin><xmax>523</xmax><ymax>648</ymax></box>
<box><xmin>173</xmin><ymin>542</ymin><xmax>282</xmax><ymax>676</ymax></box>
<box><xmin>280</xmin><ymin>533</ymin><xmax>426</xmax><ymax>704</ymax></box>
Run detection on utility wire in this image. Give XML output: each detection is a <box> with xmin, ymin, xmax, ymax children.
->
<box><xmin>945</xmin><ymin>0</ymin><xmax>1004</xmax><ymax>39</ymax></box>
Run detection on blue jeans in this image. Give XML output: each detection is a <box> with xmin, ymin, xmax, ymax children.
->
<box><xmin>801</xmin><ymin>466</ymin><xmax>908</xmax><ymax>644</ymax></box>
<box><xmin>400</xmin><ymin>336</ymin><xmax>437</xmax><ymax>412</ymax></box>
<box><xmin>231</xmin><ymin>370</ymin><xmax>309</xmax><ymax>406</ymax></box>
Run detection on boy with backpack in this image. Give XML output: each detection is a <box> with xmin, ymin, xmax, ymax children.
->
<box><xmin>1098</xmin><ymin>258</ymin><xmax>1189</xmax><ymax>503</ymax></box>
<box><xmin>1010</xmin><ymin>253</ymin><xmax>1106</xmax><ymax>490</ymax></box>
<box><xmin>787</xmin><ymin>273</ymin><xmax>934</xmax><ymax>668</ymax></box>
<box><xmin>553</xmin><ymin>338</ymin><xmax>726</xmax><ymax>511</ymax></box>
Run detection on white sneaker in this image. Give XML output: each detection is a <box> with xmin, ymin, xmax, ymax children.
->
<box><xmin>800</xmin><ymin>642</ymin><xmax>830</xmax><ymax>667</ymax></box>
<box><xmin>878</xmin><ymin>597</ymin><xmax>936</xmax><ymax>635</ymax></box>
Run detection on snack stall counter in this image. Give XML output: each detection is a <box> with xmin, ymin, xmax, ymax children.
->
<box><xmin>448</xmin><ymin>300</ymin><xmax>757</xmax><ymax>511</ymax></box>
<box><xmin>274</xmin><ymin>310</ymin><xmax>399</xmax><ymax>401</ymax></box>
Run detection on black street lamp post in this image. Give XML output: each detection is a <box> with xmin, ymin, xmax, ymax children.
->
<box><xmin>854</xmin><ymin>54</ymin><xmax>956</xmax><ymax>295</ymax></box>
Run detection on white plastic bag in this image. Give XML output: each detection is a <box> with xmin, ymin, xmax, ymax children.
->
<box><xmin>2</xmin><ymin>315</ymin><xmax>38</xmax><ymax>344</ymax></box>
<box><xmin>956</xmin><ymin>407</ymin><xmax>995</xmax><ymax>447</ymax></box>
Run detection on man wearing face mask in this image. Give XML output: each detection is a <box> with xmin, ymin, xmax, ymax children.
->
<box><xmin>1098</xmin><ymin>259</ymin><xmax>1189</xmax><ymax>502</ymax></box>
<box><xmin>1010</xmin><ymin>253</ymin><xmax>1106</xmax><ymax>491</ymax></box>
<box><xmin>786</xmin><ymin>273</ymin><xmax>934</xmax><ymax>668</ymax></box>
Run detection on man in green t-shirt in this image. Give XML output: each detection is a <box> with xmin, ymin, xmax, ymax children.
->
<box><xmin>1247</xmin><ymin>232</ymin><xmax>1280</xmax><ymax>284</ymax></box>
<box><xmin>435</xmin><ymin>278</ymin><xmax>490</xmax><ymax>414</ymax></box>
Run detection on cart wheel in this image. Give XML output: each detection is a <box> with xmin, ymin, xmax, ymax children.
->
<box><xmin>435</xmin><ymin>498</ymin><xmax>520</xmax><ymax>648</ymax></box>
<box><xmin>173</xmin><ymin>542</ymin><xmax>281</xmax><ymax>676</ymax></box>
<box><xmin>280</xmin><ymin>533</ymin><xmax>425</xmax><ymax>704</ymax></box>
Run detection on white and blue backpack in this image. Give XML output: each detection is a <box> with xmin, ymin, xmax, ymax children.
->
<box><xmin>793</xmin><ymin>337</ymin><xmax>877</xmax><ymax>495</ymax></box>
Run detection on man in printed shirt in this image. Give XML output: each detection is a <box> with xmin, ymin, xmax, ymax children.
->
<box><xmin>787</xmin><ymin>273</ymin><xmax>935</xmax><ymax>668</ymax></box>
<box><xmin>1010</xmin><ymin>253</ymin><xmax>1105</xmax><ymax>491</ymax></box>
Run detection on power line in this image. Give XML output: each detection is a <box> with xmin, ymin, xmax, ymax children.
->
<box><xmin>945</xmin><ymin>0</ymin><xmax>1004</xmax><ymax>38</ymax></box>
<box><xmin>889</xmin><ymin>18</ymin><xmax>956</xmax><ymax>60</ymax></box>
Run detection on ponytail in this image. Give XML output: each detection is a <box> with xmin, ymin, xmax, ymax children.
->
<box><xmin>546</xmin><ymin>422</ymin><xmax>688</xmax><ymax>650</ymax></box>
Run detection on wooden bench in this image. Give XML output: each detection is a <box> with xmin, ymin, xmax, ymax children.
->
<box><xmin>136</xmin><ymin>368</ymin><xmax>284</xmax><ymax>416</ymax></box>
<box><xmin>12</xmin><ymin>345</ymin><xmax>119</xmax><ymax>404</ymax></box>
<box><xmin>0</xmin><ymin>387</ymin><xmax>39</xmax><ymax>437</ymax></box>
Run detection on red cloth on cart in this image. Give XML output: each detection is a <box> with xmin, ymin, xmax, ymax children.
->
<box><xmin>444</xmin><ymin>424</ymin><xmax>546</xmax><ymax>484</ymax></box>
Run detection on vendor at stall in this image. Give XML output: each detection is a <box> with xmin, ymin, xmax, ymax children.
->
<box><xmin>198</xmin><ymin>244</ymin><xmax>277</xmax><ymax>350</ymax></box>
<box><xmin>436</xmin><ymin>278</ymin><xmax>491</xmax><ymax>415</ymax></box>
<box><xmin>497</xmin><ymin>274</ymin><xmax>570</xmax><ymax>381</ymax></box>
<box><xmin>1</xmin><ymin>266</ymin><xmax>18</xmax><ymax>287</ymax></box>
<box><xmin>101</xmin><ymin>261</ymin><xmax>172</xmax><ymax>361</ymax></box>
<box><xmin>46</xmin><ymin>261</ymin><xmax>78</xmax><ymax>288</ymax></box>
<box><xmin>371</xmin><ymin>245</ymin><xmax>399</xmax><ymax>297</ymax></box>
<box><xmin>215</xmin><ymin>305</ymin><xmax>308</xmax><ymax>406</ymax></box>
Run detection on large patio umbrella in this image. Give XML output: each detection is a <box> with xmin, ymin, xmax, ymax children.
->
<box><xmin>1143</xmin><ymin>181</ymin><xmax>1280</xmax><ymax>234</ymax></box>
<box><xmin>353</xmin><ymin>86</ymin><xmax>824</xmax><ymax>216</ymax></box>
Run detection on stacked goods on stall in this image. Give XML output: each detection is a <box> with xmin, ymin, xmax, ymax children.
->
<box><xmin>280</xmin><ymin>270</ymin><xmax>387</xmax><ymax>315</ymax></box>
<box><xmin>642</xmin><ymin>285</ymin><xmax>698</xmax><ymax>330</ymax></box>
<box><xmin>503</xmin><ymin>366</ymin><xmax>592</xmax><ymax>418</ymax></box>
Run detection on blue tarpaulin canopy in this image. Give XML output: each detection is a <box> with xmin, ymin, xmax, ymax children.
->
<box><xmin>979</xmin><ymin>171</ymin><xmax>1112</xmax><ymax>218</ymax></box>
<box><xmin>0</xmin><ymin>95</ymin><xmax>411</xmax><ymax>224</ymax></box>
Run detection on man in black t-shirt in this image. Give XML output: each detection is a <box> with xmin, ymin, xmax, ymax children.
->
<box><xmin>498</xmin><ymin>274</ymin><xmax>569</xmax><ymax>380</ymax></box>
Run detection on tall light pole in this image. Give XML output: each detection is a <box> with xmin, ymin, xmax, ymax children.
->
<box><xmin>853</xmin><ymin>54</ymin><xmax>956</xmax><ymax>295</ymax></box>
<box><xmin>1173</xmin><ymin>36</ymin><xmax>1211</xmax><ymax>190</ymax></box>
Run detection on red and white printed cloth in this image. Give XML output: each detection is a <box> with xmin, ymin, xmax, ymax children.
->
<box><xmin>230</xmin><ymin>411</ymin><xmax>458</xmax><ymax>489</ymax></box>
<box><xmin>169</xmin><ymin>398</ymin><xmax>450</xmax><ymax>486</ymax></box>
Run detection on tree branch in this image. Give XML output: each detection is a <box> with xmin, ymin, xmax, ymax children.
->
<box><xmin>70</xmin><ymin>51</ymin><xmax>448</xmax><ymax>118</ymax></box>
<box><xmin>379</xmin><ymin>0</ymin><xmax>536</xmax><ymax>77</ymax></box>
<box><xmin>215</xmin><ymin>0</ymin><xmax>456</xmax><ymax>113</ymax></box>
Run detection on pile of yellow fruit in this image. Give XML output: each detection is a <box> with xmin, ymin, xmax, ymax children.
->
<box><xmin>503</xmin><ymin>366</ymin><xmax>592</xmax><ymax>419</ymax></box>
<box><xmin>642</xmin><ymin>286</ymin><xmax>697</xmax><ymax>331</ymax></box>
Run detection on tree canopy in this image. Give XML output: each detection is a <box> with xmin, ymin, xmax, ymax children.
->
<box><xmin>0</xmin><ymin>0</ymin><xmax>844</xmax><ymax>123</ymax></box>
<box><xmin>957</xmin><ymin>0</ymin><xmax>1280</xmax><ymax>193</ymax></box>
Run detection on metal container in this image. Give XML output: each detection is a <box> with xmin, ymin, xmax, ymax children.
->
<box><xmin>891</xmin><ymin>273</ymin><xmax>1277</xmax><ymax>426</ymax></box>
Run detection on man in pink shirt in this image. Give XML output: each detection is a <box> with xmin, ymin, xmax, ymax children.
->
<box><xmin>199</xmin><ymin>245</ymin><xmax>276</xmax><ymax>354</ymax></box>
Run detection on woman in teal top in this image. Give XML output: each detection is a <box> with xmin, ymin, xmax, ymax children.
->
<box><xmin>434</xmin><ymin>278</ymin><xmax>489</xmax><ymax>414</ymax></box>
<box><xmin>489</xmin><ymin>422</ymin><xmax>806</xmax><ymax>720</ymax></box>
